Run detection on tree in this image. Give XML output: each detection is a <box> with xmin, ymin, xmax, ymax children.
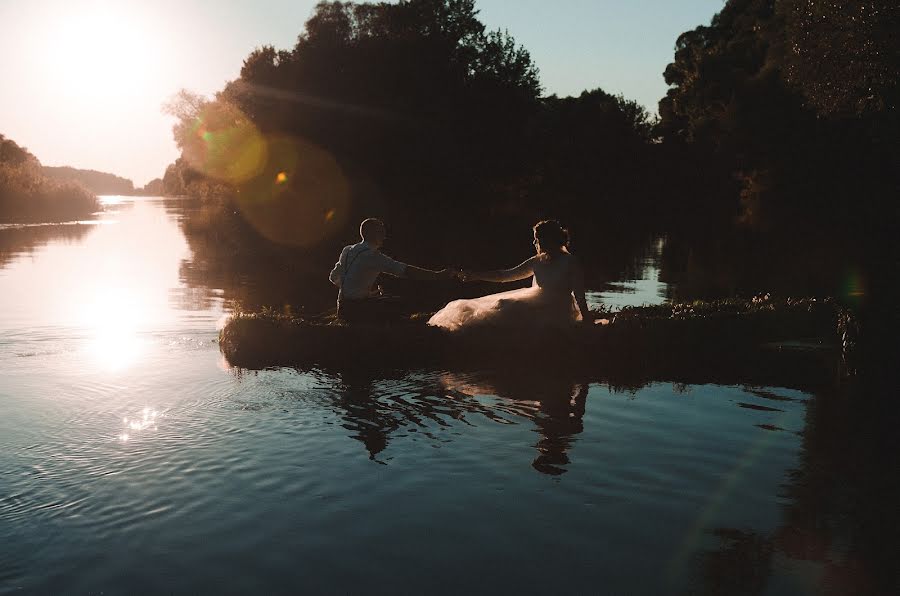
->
<box><xmin>779</xmin><ymin>0</ymin><xmax>899</xmax><ymax>119</ymax></box>
<box><xmin>165</xmin><ymin>0</ymin><xmax>659</xmax><ymax>302</ymax></box>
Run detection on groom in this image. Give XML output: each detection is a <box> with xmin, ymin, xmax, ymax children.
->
<box><xmin>329</xmin><ymin>218</ymin><xmax>456</xmax><ymax>323</ymax></box>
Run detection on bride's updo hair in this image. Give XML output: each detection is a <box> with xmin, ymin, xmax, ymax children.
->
<box><xmin>533</xmin><ymin>220</ymin><xmax>569</xmax><ymax>253</ymax></box>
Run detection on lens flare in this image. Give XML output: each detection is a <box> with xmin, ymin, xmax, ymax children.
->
<box><xmin>843</xmin><ymin>270</ymin><xmax>865</xmax><ymax>305</ymax></box>
<box><xmin>234</xmin><ymin>135</ymin><xmax>350</xmax><ymax>246</ymax></box>
<box><xmin>181</xmin><ymin>102</ymin><xmax>267</xmax><ymax>184</ymax></box>
<box><xmin>177</xmin><ymin>97</ymin><xmax>351</xmax><ymax>246</ymax></box>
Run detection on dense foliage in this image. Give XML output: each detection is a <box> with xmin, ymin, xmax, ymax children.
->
<box><xmin>0</xmin><ymin>134</ymin><xmax>100</xmax><ymax>223</ymax></box>
<box><xmin>163</xmin><ymin>0</ymin><xmax>658</xmax><ymax>278</ymax></box>
<box><xmin>657</xmin><ymin>0</ymin><xmax>898</xmax><ymax>298</ymax></box>
<box><xmin>42</xmin><ymin>166</ymin><xmax>135</xmax><ymax>195</ymax></box>
<box><xmin>162</xmin><ymin>0</ymin><xmax>896</xmax><ymax>342</ymax></box>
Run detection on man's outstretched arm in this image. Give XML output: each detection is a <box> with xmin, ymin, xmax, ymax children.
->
<box><xmin>404</xmin><ymin>265</ymin><xmax>457</xmax><ymax>281</ymax></box>
<box><xmin>377</xmin><ymin>252</ymin><xmax>456</xmax><ymax>281</ymax></box>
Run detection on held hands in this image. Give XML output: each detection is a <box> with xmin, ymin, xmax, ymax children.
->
<box><xmin>435</xmin><ymin>269</ymin><xmax>475</xmax><ymax>282</ymax></box>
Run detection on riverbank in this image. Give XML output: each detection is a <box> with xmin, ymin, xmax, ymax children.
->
<box><xmin>219</xmin><ymin>296</ymin><xmax>851</xmax><ymax>382</ymax></box>
<box><xmin>0</xmin><ymin>138</ymin><xmax>100</xmax><ymax>223</ymax></box>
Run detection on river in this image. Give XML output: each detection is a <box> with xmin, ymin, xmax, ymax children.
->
<box><xmin>0</xmin><ymin>196</ymin><xmax>880</xmax><ymax>594</ymax></box>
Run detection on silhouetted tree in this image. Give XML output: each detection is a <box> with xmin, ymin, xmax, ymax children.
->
<box><xmin>779</xmin><ymin>0</ymin><xmax>899</xmax><ymax>120</ymax></box>
<box><xmin>138</xmin><ymin>178</ymin><xmax>165</xmax><ymax>195</ymax></box>
<box><xmin>162</xmin><ymin>0</ymin><xmax>658</xmax><ymax>307</ymax></box>
<box><xmin>42</xmin><ymin>166</ymin><xmax>135</xmax><ymax>195</ymax></box>
<box><xmin>656</xmin><ymin>0</ymin><xmax>898</xmax><ymax>359</ymax></box>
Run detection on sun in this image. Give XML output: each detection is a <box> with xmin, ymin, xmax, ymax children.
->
<box><xmin>37</xmin><ymin>4</ymin><xmax>163</xmax><ymax>109</ymax></box>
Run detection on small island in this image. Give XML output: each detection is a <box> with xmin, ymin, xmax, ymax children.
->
<box><xmin>219</xmin><ymin>295</ymin><xmax>856</xmax><ymax>377</ymax></box>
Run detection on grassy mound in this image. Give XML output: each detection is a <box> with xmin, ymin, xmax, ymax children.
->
<box><xmin>219</xmin><ymin>296</ymin><xmax>852</xmax><ymax>371</ymax></box>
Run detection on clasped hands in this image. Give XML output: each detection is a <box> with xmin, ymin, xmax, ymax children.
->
<box><xmin>436</xmin><ymin>268</ymin><xmax>474</xmax><ymax>282</ymax></box>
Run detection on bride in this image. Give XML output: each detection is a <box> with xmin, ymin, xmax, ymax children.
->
<box><xmin>428</xmin><ymin>220</ymin><xmax>592</xmax><ymax>331</ymax></box>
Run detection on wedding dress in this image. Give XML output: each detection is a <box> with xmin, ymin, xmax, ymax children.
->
<box><xmin>427</xmin><ymin>253</ymin><xmax>582</xmax><ymax>331</ymax></box>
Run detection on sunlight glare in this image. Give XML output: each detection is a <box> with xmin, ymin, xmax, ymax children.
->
<box><xmin>36</xmin><ymin>4</ymin><xmax>163</xmax><ymax>110</ymax></box>
<box><xmin>119</xmin><ymin>406</ymin><xmax>163</xmax><ymax>443</ymax></box>
<box><xmin>80</xmin><ymin>287</ymin><xmax>149</xmax><ymax>372</ymax></box>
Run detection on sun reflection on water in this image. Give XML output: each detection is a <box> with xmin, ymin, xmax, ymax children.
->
<box><xmin>80</xmin><ymin>288</ymin><xmax>149</xmax><ymax>372</ymax></box>
<box><xmin>72</xmin><ymin>283</ymin><xmax>170</xmax><ymax>373</ymax></box>
<box><xmin>119</xmin><ymin>407</ymin><xmax>163</xmax><ymax>442</ymax></box>
<box><xmin>98</xmin><ymin>195</ymin><xmax>130</xmax><ymax>206</ymax></box>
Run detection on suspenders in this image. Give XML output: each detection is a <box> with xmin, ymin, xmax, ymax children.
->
<box><xmin>339</xmin><ymin>246</ymin><xmax>372</xmax><ymax>300</ymax></box>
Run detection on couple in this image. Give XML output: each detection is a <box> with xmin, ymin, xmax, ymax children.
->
<box><xmin>329</xmin><ymin>218</ymin><xmax>591</xmax><ymax>329</ymax></box>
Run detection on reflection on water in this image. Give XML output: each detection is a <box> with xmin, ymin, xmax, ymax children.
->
<box><xmin>120</xmin><ymin>406</ymin><xmax>163</xmax><ymax>442</ymax></box>
<box><xmin>324</xmin><ymin>367</ymin><xmax>590</xmax><ymax>475</ymax></box>
<box><xmin>79</xmin><ymin>287</ymin><xmax>150</xmax><ymax>372</ymax></box>
<box><xmin>437</xmin><ymin>370</ymin><xmax>589</xmax><ymax>475</ymax></box>
<box><xmin>0</xmin><ymin>196</ymin><xmax>890</xmax><ymax>594</ymax></box>
<box><xmin>0</xmin><ymin>221</ymin><xmax>97</xmax><ymax>269</ymax></box>
<box><xmin>587</xmin><ymin>236</ymin><xmax>669</xmax><ymax>311</ymax></box>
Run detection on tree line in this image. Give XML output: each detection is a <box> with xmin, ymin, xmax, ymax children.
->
<box><xmin>42</xmin><ymin>166</ymin><xmax>135</xmax><ymax>196</ymax></box>
<box><xmin>657</xmin><ymin>0</ymin><xmax>897</xmax><ymax>298</ymax></box>
<box><xmin>162</xmin><ymin>0</ymin><xmax>659</xmax><ymax>284</ymax></box>
<box><xmin>0</xmin><ymin>134</ymin><xmax>100</xmax><ymax>223</ymax></box>
<box><xmin>162</xmin><ymin>0</ymin><xmax>897</xmax><ymax>316</ymax></box>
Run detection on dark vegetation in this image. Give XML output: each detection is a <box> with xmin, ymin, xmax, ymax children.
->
<box><xmin>219</xmin><ymin>295</ymin><xmax>849</xmax><ymax>371</ymax></box>
<box><xmin>655</xmin><ymin>0</ymin><xmax>898</xmax><ymax>370</ymax></box>
<box><xmin>42</xmin><ymin>166</ymin><xmax>135</xmax><ymax>195</ymax></box>
<box><xmin>41</xmin><ymin>166</ymin><xmax>165</xmax><ymax>196</ymax></box>
<box><xmin>0</xmin><ymin>134</ymin><xmax>100</xmax><ymax>223</ymax></box>
<box><xmin>0</xmin><ymin>134</ymin><xmax>165</xmax><ymax>224</ymax></box>
<box><xmin>162</xmin><ymin>0</ymin><xmax>659</xmax><ymax>301</ymax></box>
<box><xmin>137</xmin><ymin>178</ymin><xmax>165</xmax><ymax>195</ymax></box>
<box><xmin>160</xmin><ymin>0</ymin><xmax>896</xmax><ymax>359</ymax></box>
<box><xmin>657</xmin><ymin>0</ymin><xmax>898</xmax><ymax>301</ymax></box>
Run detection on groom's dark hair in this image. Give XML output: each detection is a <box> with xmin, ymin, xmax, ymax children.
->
<box><xmin>534</xmin><ymin>220</ymin><xmax>569</xmax><ymax>250</ymax></box>
<box><xmin>360</xmin><ymin>218</ymin><xmax>384</xmax><ymax>240</ymax></box>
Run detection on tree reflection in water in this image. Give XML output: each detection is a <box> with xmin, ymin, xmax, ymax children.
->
<box><xmin>0</xmin><ymin>223</ymin><xmax>94</xmax><ymax>269</ymax></box>
<box><xmin>287</xmin><ymin>354</ymin><xmax>900</xmax><ymax>594</ymax></box>
<box><xmin>684</xmin><ymin>376</ymin><xmax>899</xmax><ymax>596</ymax></box>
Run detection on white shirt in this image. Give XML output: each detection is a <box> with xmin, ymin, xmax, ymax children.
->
<box><xmin>329</xmin><ymin>241</ymin><xmax>408</xmax><ymax>300</ymax></box>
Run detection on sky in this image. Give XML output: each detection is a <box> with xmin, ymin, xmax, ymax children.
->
<box><xmin>0</xmin><ymin>0</ymin><xmax>724</xmax><ymax>187</ymax></box>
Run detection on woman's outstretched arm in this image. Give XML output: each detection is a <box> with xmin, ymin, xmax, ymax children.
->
<box><xmin>467</xmin><ymin>257</ymin><xmax>535</xmax><ymax>283</ymax></box>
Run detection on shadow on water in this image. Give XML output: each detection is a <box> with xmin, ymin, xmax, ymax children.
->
<box><xmin>224</xmin><ymin>343</ymin><xmax>900</xmax><ymax>594</ymax></box>
<box><xmin>0</xmin><ymin>223</ymin><xmax>95</xmax><ymax>269</ymax></box>
<box><xmin>681</xmin><ymin>374</ymin><xmax>900</xmax><ymax>596</ymax></box>
<box><xmin>243</xmin><ymin>335</ymin><xmax>842</xmax><ymax>474</ymax></box>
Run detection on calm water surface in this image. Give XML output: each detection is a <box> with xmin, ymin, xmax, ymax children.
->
<box><xmin>0</xmin><ymin>197</ymin><xmax>866</xmax><ymax>593</ymax></box>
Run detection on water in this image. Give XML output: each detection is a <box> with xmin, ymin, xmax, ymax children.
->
<box><xmin>0</xmin><ymin>197</ymin><xmax>876</xmax><ymax>594</ymax></box>
<box><xmin>586</xmin><ymin>236</ymin><xmax>669</xmax><ymax>311</ymax></box>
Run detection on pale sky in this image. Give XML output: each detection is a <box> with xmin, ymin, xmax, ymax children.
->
<box><xmin>0</xmin><ymin>0</ymin><xmax>724</xmax><ymax>186</ymax></box>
